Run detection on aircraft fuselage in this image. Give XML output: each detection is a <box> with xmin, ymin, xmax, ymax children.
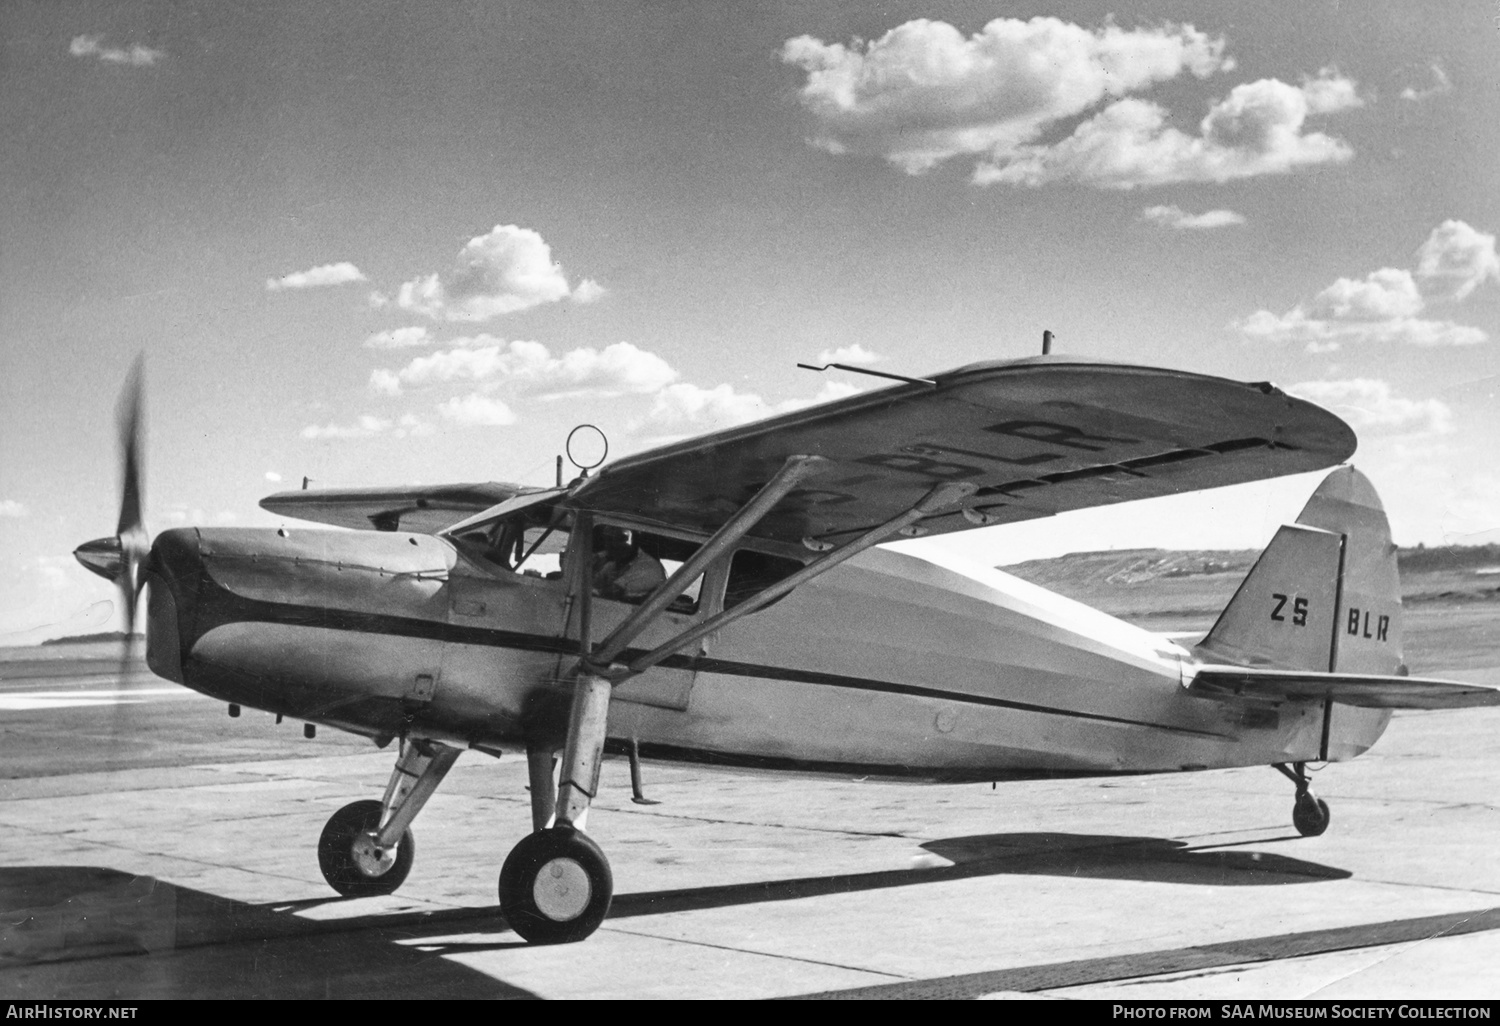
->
<box><xmin>144</xmin><ymin>526</ymin><xmax>1391</xmax><ymax>778</ymax></box>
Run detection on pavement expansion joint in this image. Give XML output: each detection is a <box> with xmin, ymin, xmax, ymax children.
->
<box><xmin>608</xmin><ymin>804</ymin><xmax>924</xmax><ymax>840</ymax></box>
<box><xmin>1302</xmin><ymin>936</ymin><xmax>1457</xmax><ymax>1000</ymax></box>
<box><xmin>790</xmin><ymin>905</ymin><xmax>1500</xmax><ymax>999</ymax></box>
<box><xmin>598</xmin><ymin>922</ymin><xmax>911</xmax><ymax>980</ymax></box>
<box><xmin>1357</xmin><ymin>876</ymin><xmax>1500</xmax><ymax>897</ymax></box>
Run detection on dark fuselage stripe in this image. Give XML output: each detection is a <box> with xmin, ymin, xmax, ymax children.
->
<box><xmin>191</xmin><ymin>581</ymin><xmax>1224</xmax><ymax>739</ymax></box>
<box><xmin>686</xmin><ymin>654</ymin><xmax>1224</xmax><ymax>738</ymax></box>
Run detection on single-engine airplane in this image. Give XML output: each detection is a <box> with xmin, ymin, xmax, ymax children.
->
<box><xmin>75</xmin><ymin>355</ymin><xmax>1500</xmax><ymax>944</ymax></box>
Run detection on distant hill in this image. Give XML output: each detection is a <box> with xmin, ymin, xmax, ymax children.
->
<box><xmin>1397</xmin><ymin>543</ymin><xmax>1500</xmax><ymax>573</ymax></box>
<box><xmin>1002</xmin><ymin>544</ymin><xmax>1500</xmax><ymax>618</ymax></box>
<box><xmin>41</xmin><ymin>632</ymin><xmax>146</xmax><ymax>646</ymax></box>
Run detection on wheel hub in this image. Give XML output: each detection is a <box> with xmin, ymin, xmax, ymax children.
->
<box><xmin>532</xmin><ymin>856</ymin><xmax>592</xmax><ymax>921</ymax></box>
<box><xmin>350</xmin><ymin>830</ymin><xmax>397</xmax><ymax>877</ymax></box>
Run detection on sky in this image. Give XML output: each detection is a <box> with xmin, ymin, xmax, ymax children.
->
<box><xmin>2</xmin><ymin>0</ymin><xmax>1497</xmax><ymax>641</ymax></box>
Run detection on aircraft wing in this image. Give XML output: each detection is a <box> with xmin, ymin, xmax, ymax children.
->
<box><xmin>1188</xmin><ymin>665</ymin><xmax>1500</xmax><ymax>710</ymax></box>
<box><xmin>570</xmin><ymin>356</ymin><xmax>1357</xmax><ymax>547</ymax></box>
<box><xmin>260</xmin><ymin>482</ymin><xmax>527</xmax><ymax>533</ymax></box>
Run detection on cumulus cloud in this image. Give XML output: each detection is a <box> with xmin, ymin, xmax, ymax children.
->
<box><xmin>1415</xmin><ymin>220</ymin><xmax>1500</xmax><ymax>301</ymax></box>
<box><xmin>1288</xmin><ymin>379</ymin><xmax>1453</xmax><ymax>436</ymax></box>
<box><xmin>1401</xmin><ymin>63</ymin><xmax>1453</xmax><ymax>102</ymax></box>
<box><xmin>0</xmin><ymin>500</ymin><xmax>27</xmax><ymax>518</ymax></box>
<box><xmin>815</xmin><ymin>343</ymin><xmax>883</xmax><ymax>365</ymax></box>
<box><xmin>782</xmin><ymin>17</ymin><xmax>1360</xmax><ymax>189</ymax></box>
<box><xmin>1238</xmin><ymin>220</ymin><xmax>1495</xmax><ymax>351</ymax></box>
<box><xmin>32</xmin><ymin>555</ymin><xmax>75</xmax><ymax>591</ymax></box>
<box><xmin>977</xmin><ymin>71</ymin><xmax>1360</xmax><ymax>189</ymax></box>
<box><xmin>572</xmin><ymin>279</ymin><xmax>608</xmax><ymax>304</ymax></box>
<box><xmin>436</xmin><ymin>394</ymin><xmax>517</xmax><ymax>427</ymax></box>
<box><xmin>267</xmin><ymin>262</ymin><xmax>367</xmax><ymax>291</ymax></box>
<box><xmin>70</xmin><ymin>34</ymin><xmax>165</xmax><ymax>67</ymax></box>
<box><xmin>1304</xmin><ymin>268</ymin><xmax>1426</xmax><ymax>321</ymax></box>
<box><xmin>638</xmin><ymin>380</ymin><xmax>861</xmax><ymax>440</ymax></box>
<box><xmin>301</xmin><ymin>414</ymin><xmax>433</xmax><ymax>440</ymax></box>
<box><xmin>783</xmin><ymin>17</ymin><xmax>1230</xmax><ymax>175</ymax></box>
<box><xmin>362</xmin><ymin>326</ymin><xmax>432</xmax><ymax>349</ymax></box>
<box><xmin>1437</xmin><ymin>472</ymin><xmax>1500</xmax><ymax>542</ymax></box>
<box><xmin>1140</xmin><ymin>205</ymin><xmax>1245</xmax><ymax>229</ymax></box>
<box><xmin>1240</xmin><ymin>308</ymin><xmax>1484</xmax><ymax>350</ymax></box>
<box><xmin>370</xmin><ymin>339</ymin><xmax>677</xmax><ymax>400</ymax></box>
<box><xmin>155</xmin><ymin>508</ymin><xmax>238</xmax><ymax>527</ymax></box>
<box><xmin>383</xmin><ymin>225</ymin><xmax>576</xmax><ymax>322</ymax></box>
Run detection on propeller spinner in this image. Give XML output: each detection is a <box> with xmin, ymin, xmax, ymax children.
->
<box><xmin>74</xmin><ymin>357</ymin><xmax>149</xmax><ymax>635</ymax></box>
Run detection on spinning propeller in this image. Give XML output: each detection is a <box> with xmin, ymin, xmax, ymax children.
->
<box><xmin>73</xmin><ymin>357</ymin><xmax>149</xmax><ymax>665</ymax></box>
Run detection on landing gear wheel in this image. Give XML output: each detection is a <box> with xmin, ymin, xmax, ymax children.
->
<box><xmin>318</xmin><ymin>799</ymin><xmax>414</xmax><ymax>897</ymax></box>
<box><xmin>499</xmin><ymin>827</ymin><xmax>613</xmax><ymax>944</ymax></box>
<box><xmin>1292</xmin><ymin>794</ymin><xmax>1331</xmax><ymax>837</ymax></box>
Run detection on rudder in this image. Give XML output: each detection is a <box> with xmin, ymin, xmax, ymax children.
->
<box><xmin>1198</xmin><ymin>467</ymin><xmax>1403</xmax><ymax>676</ymax></box>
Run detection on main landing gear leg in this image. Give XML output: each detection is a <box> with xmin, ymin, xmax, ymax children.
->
<box><xmin>526</xmin><ymin>744</ymin><xmax>558</xmax><ymax>832</ymax></box>
<box><xmin>319</xmin><ymin>739</ymin><xmax>461</xmax><ymax>896</ymax></box>
<box><xmin>1274</xmin><ymin>761</ymin><xmax>1331</xmax><ymax>837</ymax></box>
<box><xmin>500</xmin><ymin>672</ymin><xmax>614</xmax><ymax>944</ymax></box>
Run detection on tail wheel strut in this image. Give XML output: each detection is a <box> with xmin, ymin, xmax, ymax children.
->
<box><xmin>1274</xmin><ymin>761</ymin><xmax>1331</xmax><ymax>837</ymax></box>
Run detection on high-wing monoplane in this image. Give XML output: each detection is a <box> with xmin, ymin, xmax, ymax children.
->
<box><xmin>75</xmin><ymin>356</ymin><xmax>1500</xmax><ymax>944</ymax></box>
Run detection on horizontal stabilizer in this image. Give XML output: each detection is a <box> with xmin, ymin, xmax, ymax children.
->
<box><xmin>1188</xmin><ymin>665</ymin><xmax>1500</xmax><ymax>710</ymax></box>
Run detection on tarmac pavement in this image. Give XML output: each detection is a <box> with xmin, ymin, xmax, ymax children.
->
<box><xmin>0</xmin><ymin>617</ymin><xmax>1496</xmax><ymax>1000</ymax></box>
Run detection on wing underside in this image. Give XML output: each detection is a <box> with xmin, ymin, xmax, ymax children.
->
<box><xmin>257</xmin><ymin>358</ymin><xmax>1358</xmax><ymax>546</ymax></box>
<box><xmin>570</xmin><ymin>357</ymin><xmax>1357</xmax><ymax>547</ymax></box>
<box><xmin>260</xmin><ymin>482</ymin><xmax>527</xmax><ymax>533</ymax></box>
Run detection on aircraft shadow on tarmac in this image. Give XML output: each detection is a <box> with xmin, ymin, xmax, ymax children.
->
<box><xmin>0</xmin><ymin>834</ymin><xmax>1347</xmax><ymax>993</ymax></box>
<box><xmin>0</xmin><ymin>866</ymin><xmax>537</xmax><ymax>1000</ymax></box>
<box><xmin>415</xmin><ymin>830</ymin><xmax>1350</xmax><ymax>959</ymax></box>
<box><xmin>602</xmin><ymin>830</ymin><xmax>1349</xmax><ymax>921</ymax></box>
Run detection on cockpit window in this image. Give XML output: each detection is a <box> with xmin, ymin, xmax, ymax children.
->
<box><xmin>513</xmin><ymin>525</ymin><xmax>568</xmax><ymax>576</ymax></box>
<box><xmin>592</xmin><ymin>527</ymin><xmax>702</xmax><ymax>612</ymax></box>
<box><xmin>454</xmin><ymin>506</ymin><xmax>570</xmax><ymax>579</ymax></box>
<box><xmin>453</xmin><ymin>504</ymin><xmax>707</xmax><ymax>612</ymax></box>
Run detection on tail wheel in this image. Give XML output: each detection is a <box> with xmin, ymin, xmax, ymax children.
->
<box><xmin>1293</xmin><ymin>793</ymin><xmax>1331</xmax><ymax>837</ymax></box>
<box><xmin>318</xmin><ymin>799</ymin><xmax>414</xmax><ymax>896</ymax></box>
<box><xmin>499</xmin><ymin>827</ymin><xmax>613</xmax><ymax>944</ymax></box>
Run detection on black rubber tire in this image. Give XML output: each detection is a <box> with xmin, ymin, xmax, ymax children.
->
<box><xmin>318</xmin><ymin>799</ymin><xmax>414</xmax><ymax>897</ymax></box>
<box><xmin>1292</xmin><ymin>794</ymin><xmax>1331</xmax><ymax>837</ymax></box>
<box><xmin>499</xmin><ymin>827</ymin><xmax>613</xmax><ymax>944</ymax></box>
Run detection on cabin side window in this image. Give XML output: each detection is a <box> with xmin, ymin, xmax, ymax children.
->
<box><xmin>590</xmin><ymin>526</ymin><xmax>702</xmax><ymax>613</ymax></box>
<box><xmin>453</xmin><ymin>508</ymin><xmax>707</xmax><ymax>612</ymax></box>
<box><xmin>723</xmin><ymin>549</ymin><xmax>805</xmax><ymax>611</ymax></box>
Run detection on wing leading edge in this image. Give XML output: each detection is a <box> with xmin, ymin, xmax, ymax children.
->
<box><xmin>260</xmin><ymin>482</ymin><xmax>528</xmax><ymax>534</ymax></box>
<box><xmin>258</xmin><ymin>358</ymin><xmax>1357</xmax><ymax>545</ymax></box>
<box><xmin>570</xmin><ymin>356</ymin><xmax>1357</xmax><ymax>547</ymax></box>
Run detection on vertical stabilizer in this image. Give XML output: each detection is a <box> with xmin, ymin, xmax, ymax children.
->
<box><xmin>1296</xmin><ymin>467</ymin><xmax>1403</xmax><ymax>676</ymax></box>
<box><xmin>1198</xmin><ymin>467</ymin><xmax>1403</xmax><ymax>675</ymax></box>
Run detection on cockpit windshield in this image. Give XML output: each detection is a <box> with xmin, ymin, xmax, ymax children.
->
<box><xmin>449</xmin><ymin>494</ymin><xmax>571</xmax><ymax>578</ymax></box>
<box><xmin>446</xmin><ymin>492</ymin><xmax>709</xmax><ymax>611</ymax></box>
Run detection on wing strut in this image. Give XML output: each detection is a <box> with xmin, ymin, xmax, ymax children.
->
<box><xmin>545</xmin><ymin>475</ymin><xmax>977</xmax><ymax>853</ymax></box>
<box><xmin>617</xmin><ymin>478</ymin><xmax>978</xmax><ymax>679</ymax></box>
<box><xmin>584</xmin><ymin>454</ymin><xmax>829</xmax><ymax>670</ymax></box>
